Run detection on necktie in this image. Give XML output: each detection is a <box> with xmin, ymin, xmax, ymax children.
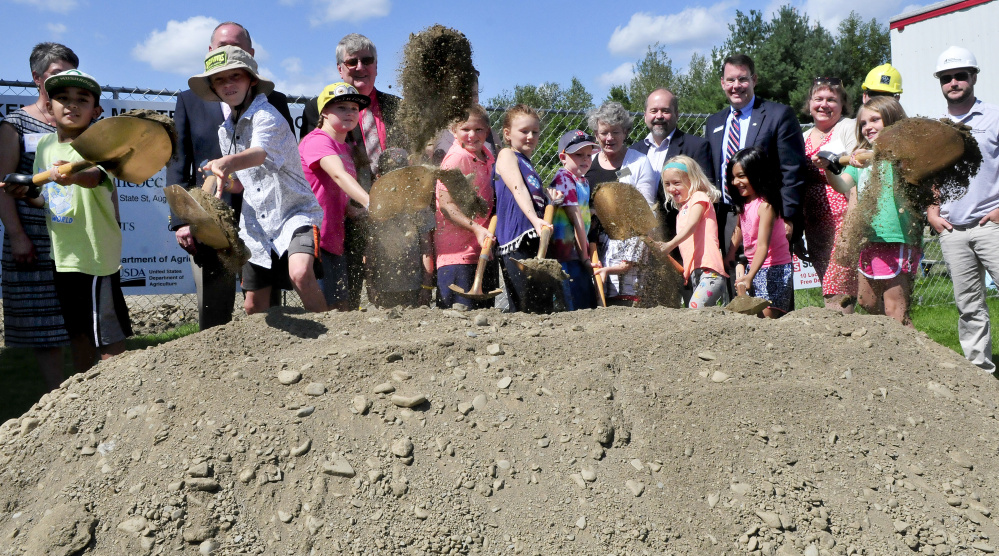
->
<box><xmin>722</xmin><ymin>109</ymin><xmax>741</xmax><ymax>203</ymax></box>
<box><xmin>361</xmin><ymin>108</ymin><xmax>381</xmax><ymax>175</ymax></box>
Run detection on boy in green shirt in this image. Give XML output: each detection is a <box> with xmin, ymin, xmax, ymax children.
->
<box><xmin>3</xmin><ymin>69</ymin><xmax>131</xmax><ymax>371</ymax></box>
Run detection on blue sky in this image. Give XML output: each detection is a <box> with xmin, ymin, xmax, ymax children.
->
<box><xmin>1</xmin><ymin>0</ymin><xmax>931</xmax><ymax>102</ymax></box>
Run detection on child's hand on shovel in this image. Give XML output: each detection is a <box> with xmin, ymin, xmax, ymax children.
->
<box><xmin>472</xmin><ymin>224</ymin><xmax>495</xmax><ymax>256</ymax></box>
<box><xmin>203</xmin><ymin>158</ymin><xmax>243</xmax><ymax>197</ymax></box>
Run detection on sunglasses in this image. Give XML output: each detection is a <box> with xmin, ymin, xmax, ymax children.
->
<box><xmin>813</xmin><ymin>77</ymin><xmax>842</xmax><ymax>86</ymax></box>
<box><xmin>342</xmin><ymin>56</ymin><xmax>375</xmax><ymax>69</ymax></box>
<box><xmin>939</xmin><ymin>71</ymin><xmax>971</xmax><ymax>84</ymax></box>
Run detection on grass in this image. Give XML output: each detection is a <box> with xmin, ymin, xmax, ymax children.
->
<box><xmin>795</xmin><ymin>287</ymin><xmax>999</xmax><ymax>353</ymax></box>
<box><xmin>0</xmin><ymin>323</ymin><xmax>199</xmax><ymax>423</ymax></box>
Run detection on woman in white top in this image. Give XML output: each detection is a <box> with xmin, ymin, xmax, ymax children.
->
<box><xmin>584</xmin><ymin>102</ymin><xmax>660</xmax><ymax>306</ymax></box>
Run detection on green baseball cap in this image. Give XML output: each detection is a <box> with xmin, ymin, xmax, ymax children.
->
<box><xmin>44</xmin><ymin>69</ymin><xmax>101</xmax><ymax>99</ymax></box>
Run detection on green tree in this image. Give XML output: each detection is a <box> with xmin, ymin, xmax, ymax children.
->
<box><xmin>627</xmin><ymin>43</ymin><xmax>679</xmax><ymax>110</ymax></box>
<box><xmin>829</xmin><ymin>12</ymin><xmax>891</xmax><ymax>114</ymax></box>
<box><xmin>676</xmin><ymin>52</ymin><xmax>727</xmax><ymax>116</ymax></box>
<box><xmin>606</xmin><ymin>84</ymin><xmax>633</xmax><ymax>111</ymax></box>
<box><xmin>717</xmin><ymin>5</ymin><xmax>888</xmax><ymax>120</ymax></box>
<box><xmin>486</xmin><ymin>77</ymin><xmax>594</xmax><ymax>112</ymax></box>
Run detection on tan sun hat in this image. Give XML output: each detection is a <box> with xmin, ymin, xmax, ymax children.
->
<box><xmin>188</xmin><ymin>45</ymin><xmax>274</xmax><ymax>102</ymax></box>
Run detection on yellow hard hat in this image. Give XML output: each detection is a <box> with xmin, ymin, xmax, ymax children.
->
<box><xmin>862</xmin><ymin>63</ymin><xmax>902</xmax><ymax>94</ymax></box>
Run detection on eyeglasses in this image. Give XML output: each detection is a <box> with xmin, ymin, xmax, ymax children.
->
<box><xmin>342</xmin><ymin>56</ymin><xmax>375</xmax><ymax>69</ymax></box>
<box><xmin>813</xmin><ymin>77</ymin><xmax>842</xmax><ymax>86</ymax></box>
<box><xmin>939</xmin><ymin>71</ymin><xmax>971</xmax><ymax>84</ymax></box>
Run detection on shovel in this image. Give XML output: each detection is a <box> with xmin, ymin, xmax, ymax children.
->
<box><xmin>724</xmin><ymin>262</ymin><xmax>771</xmax><ymax>315</ymax></box>
<box><xmin>6</xmin><ymin>110</ymin><xmax>175</xmax><ymax>198</ymax></box>
<box><xmin>512</xmin><ymin>205</ymin><xmax>568</xmax><ymax>281</ymax></box>
<box><xmin>589</xmin><ymin>241</ymin><xmax>606</xmax><ymax>307</ymax></box>
<box><xmin>164</xmin><ymin>175</ymin><xmax>230</xmax><ymax>249</ymax></box>
<box><xmin>449</xmin><ymin>215</ymin><xmax>502</xmax><ymax>302</ymax></box>
<box><xmin>816</xmin><ymin>117</ymin><xmax>978</xmax><ymax>187</ymax></box>
<box><xmin>591</xmin><ymin>181</ymin><xmax>684</xmax><ymax>272</ymax></box>
<box><xmin>34</xmin><ymin>111</ymin><xmax>173</xmax><ymax>185</ymax></box>
<box><xmin>369</xmin><ymin>165</ymin><xmax>488</xmax><ymax>223</ymax></box>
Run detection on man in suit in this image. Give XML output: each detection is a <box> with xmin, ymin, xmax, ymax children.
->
<box><xmin>631</xmin><ymin>88</ymin><xmax>713</xmax><ymax>240</ymax></box>
<box><xmin>705</xmin><ymin>54</ymin><xmax>807</xmax><ymax>251</ymax></box>
<box><xmin>167</xmin><ymin>21</ymin><xmax>294</xmax><ymax>330</ymax></box>
<box><xmin>300</xmin><ymin>33</ymin><xmax>401</xmax><ymax>308</ymax></box>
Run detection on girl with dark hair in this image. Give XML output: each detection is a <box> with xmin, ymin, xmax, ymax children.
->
<box><xmin>724</xmin><ymin>147</ymin><xmax>794</xmax><ymax>318</ymax></box>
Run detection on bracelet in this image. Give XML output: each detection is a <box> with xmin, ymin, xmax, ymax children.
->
<box><xmin>420</xmin><ymin>284</ymin><xmax>435</xmax><ymax>290</ymax></box>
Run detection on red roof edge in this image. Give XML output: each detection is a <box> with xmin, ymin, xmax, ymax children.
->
<box><xmin>891</xmin><ymin>0</ymin><xmax>993</xmax><ymax>30</ymax></box>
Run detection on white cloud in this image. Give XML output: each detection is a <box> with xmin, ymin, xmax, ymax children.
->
<box><xmin>132</xmin><ymin>16</ymin><xmax>219</xmax><ymax>76</ymax></box>
<box><xmin>310</xmin><ymin>0</ymin><xmax>391</xmax><ymax>24</ymax></box>
<box><xmin>46</xmin><ymin>22</ymin><xmax>67</xmax><ymax>37</ymax></box>
<box><xmin>598</xmin><ymin>63</ymin><xmax>635</xmax><ymax>87</ymax></box>
<box><xmin>608</xmin><ymin>4</ymin><xmax>732</xmax><ymax>56</ymax></box>
<box><xmin>11</xmin><ymin>0</ymin><xmax>77</xmax><ymax>13</ymax></box>
<box><xmin>282</xmin><ymin>57</ymin><xmax>303</xmax><ymax>75</ymax></box>
<box><xmin>264</xmin><ymin>60</ymin><xmax>341</xmax><ymax>97</ymax></box>
<box><xmin>797</xmin><ymin>0</ymin><xmax>926</xmax><ymax>30</ymax></box>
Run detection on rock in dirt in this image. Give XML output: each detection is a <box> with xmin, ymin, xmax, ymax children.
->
<box><xmin>24</xmin><ymin>504</ymin><xmax>95</xmax><ymax>556</ymax></box>
<box><xmin>391</xmin><ymin>393</ymin><xmax>426</xmax><ymax>408</ymax></box>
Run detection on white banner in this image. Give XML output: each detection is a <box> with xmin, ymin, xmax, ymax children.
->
<box><xmin>1</xmin><ymin>95</ymin><xmax>305</xmax><ymax>297</ymax></box>
<box><xmin>792</xmin><ymin>254</ymin><xmax>821</xmax><ymax>290</ymax></box>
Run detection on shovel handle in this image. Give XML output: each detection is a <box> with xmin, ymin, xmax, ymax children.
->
<box><xmin>536</xmin><ymin>205</ymin><xmax>555</xmax><ymax>259</ymax></box>
<box><xmin>469</xmin><ymin>216</ymin><xmax>498</xmax><ymax>294</ymax></box>
<box><xmin>32</xmin><ymin>160</ymin><xmax>95</xmax><ymax>185</ymax></box>
<box><xmin>735</xmin><ymin>263</ymin><xmax>747</xmax><ymax>296</ymax></box>
<box><xmin>836</xmin><ymin>151</ymin><xmax>874</xmax><ymax>166</ymax></box>
<box><xmin>590</xmin><ymin>242</ymin><xmax>606</xmax><ymax>307</ymax></box>
<box><xmin>202</xmin><ymin>174</ymin><xmax>219</xmax><ymax>195</ymax></box>
<box><xmin>639</xmin><ymin>235</ymin><xmax>684</xmax><ymax>274</ymax></box>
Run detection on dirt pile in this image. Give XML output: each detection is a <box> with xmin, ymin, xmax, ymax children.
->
<box><xmin>2</xmin><ymin>306</ymin><xmax>999</xmax><ymax>555</ymax></box>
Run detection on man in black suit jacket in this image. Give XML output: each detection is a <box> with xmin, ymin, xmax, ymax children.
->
<box><xmin>705</xmin><ymin>54</ymin><xmax>807</xmax><ymax>251</ymax></box>
<box><xmin>630</xmin><ymin>88</ymin><xmax>714</xmax><ymax>241</ymax></box>
<box><xmin>299</xmin><ymin>33</ymin><xmax>401</xmax><ymax>308</ymax></box>
<box><xmin>166</xmin><ymin>21</ymin><xmax>294</xmax><ymax>330</ymax></box>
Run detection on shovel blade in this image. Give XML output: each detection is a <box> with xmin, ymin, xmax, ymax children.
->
<box><xmin>164</xmin><ymin>185</ymin><xmax>230</xmax><ymax>249</ymax></box>
<box><xmin>724</xmin><ymin>294</ymin><xmax>771</xmax><ymax>315</ymax></box>
<box><xmin>449</xmin><ymin>283</ymin><xmax>501</xmax><ymax>301</ymax></box>
<box><xmin>72</xmin><ymin>115</ymin><xmax>173</xmax><ymax>184</ymax></box>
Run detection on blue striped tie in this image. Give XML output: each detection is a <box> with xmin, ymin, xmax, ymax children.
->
<box><xmin>723</xmin><ymin>109</ymin><xmax>741</xmax><ymax>203</ymax></box>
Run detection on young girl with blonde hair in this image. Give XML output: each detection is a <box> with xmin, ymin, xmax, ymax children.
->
<box><xmin>648</xmin><ymin>155</ymin><xmax>728</xmax><ymax>308</ymax></box>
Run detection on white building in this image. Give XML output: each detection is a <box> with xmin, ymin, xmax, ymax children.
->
<box><xmin>889</xmin><ymin>0</ymin><xmax>997</xmax><ymax>118</ymax></box>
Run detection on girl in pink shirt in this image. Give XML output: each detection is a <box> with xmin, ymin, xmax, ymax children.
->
<box><xmin>650</xmin><ymin>155</ymin><xmax>728</xmax><ymax>308</ymax></box>
<box><xmin>299</xmin><ymin>82</ymin><xmax>372</xmax><ymax>310</ymax></box>
<box><xmin>435</xmin><ymin>105</ymin><xmax>497</xmax><ymax>309</ymax></box>
<box><xmin>724</xmin><ymin>147</ymin><xmax>794</xmax><ymax>318</ymax></box>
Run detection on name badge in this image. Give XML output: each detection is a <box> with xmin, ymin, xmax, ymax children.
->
<box><xmin>23</xmin><ymin>133</ymin><xmax>46</xmax><ymax>153</ymax></box>
<box><xmin>616</xmin><ymin>167</ymin><xmax>632</xmax><ymax>180</ymax></box>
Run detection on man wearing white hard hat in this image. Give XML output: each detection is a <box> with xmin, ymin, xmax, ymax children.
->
<box><xmin>926</xmin><ymin>46</ymin><xmax>999</xmax><ymax>375</ymax></box>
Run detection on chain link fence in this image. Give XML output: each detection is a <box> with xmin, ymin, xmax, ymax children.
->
<box><xmin>0</xmin><ymin>81</ymin><xmax>974</xmax><ymax>329</ymax></box>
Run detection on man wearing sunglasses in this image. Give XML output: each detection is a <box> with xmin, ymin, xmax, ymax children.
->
<box><xmin>167</xmin><ymin>21</ymin><xmax>294</xmax><ymax>330</ymax></box>
<box><xmin>300</xmin><ymin>33</ymin><xmax>401</xmax><ymax>308</ymax></box>
<box><xmin>926</xmin><ymin>46</ymin><xmax>999</xmax><ymax>375</ymax></box>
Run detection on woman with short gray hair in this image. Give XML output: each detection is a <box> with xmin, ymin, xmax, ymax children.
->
<box><xmin>0</xmin><ymin>42</ymin><xmax>79</xmax><ymax>390</ymax></box>
<box><xmin>584</xmin><ymin>101</ymin><xmax>657</xmax><ymax>203</ymax></box>
<box><xmin>584</xmin><ymin>101</ymin><xmax>660</xmax><ymax>307</ymax></box>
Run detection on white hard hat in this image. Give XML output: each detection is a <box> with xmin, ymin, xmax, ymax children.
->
<box><xmin>934</xmin><ymin>46</ymin><xmax>979</xmax><ymax>77</ymax></box>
